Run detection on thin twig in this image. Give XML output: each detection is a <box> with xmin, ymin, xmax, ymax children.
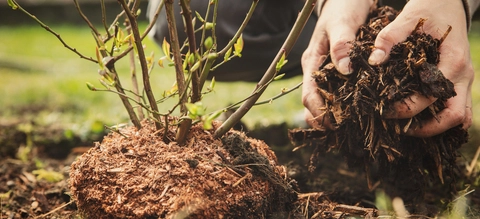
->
<box><xmin>214</xmin><ymin>0</ymin><xmax>318</xmax><ymax>138</ymax></box>
<box><xmin>119</xmin><ymin>0</ymin><xmax>162</xmax><ymax>129</ymax></box>
<box><xmin>254</xmin><ymin>82</ymin><xmax>303</xmax><ymax>106</ymax></box>
<box><xmin>467</xmin><ymin>145</ymin><xmax>480</xmax><ymax>177</ymax></box>
<box><xmin>199</xmin><ymin>0</ymin><xmax>259</xmax><ymax>91</ymax></box>
<box><xmin>100</xmin><ymin>0</ymin><xmax>112</xmax><ymax>39</ymax></box>
<box><xmin>10</xmin><ymin>0</ymin><xmax>96</xmax><ymax>63</ymax></box>
<box><xmin>72</xmin><ymin>0</ymin><xmax>100</xmax><ymax>37</ymax></box>
<box><xmin>114</xmin><ymin>0</ymin><xmax>164</xmax><ymax>62</ymax></box>
<box><xmin>34</xmin><ymin>200</ymin><xmax>74</xmax><ymax>219</ymax></box>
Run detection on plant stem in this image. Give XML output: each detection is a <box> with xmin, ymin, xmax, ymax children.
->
<box><xmin>110</xmin><ymin>67</ymin><xmax>143</xmax><ymax>129</ymax></box>
<box><xmin>125</xmin><ymin>19</ymin><xmax>145</xmax><ymax>120</ymax></box>
<box><xmin>214</xmin><ymin>0</ymin><xmax>318</xmax><ymax>138</ymax></box>
<box><xmin>114</xmin><ymin>1</ymin><xmax>164</xmax><ymax>62</ymax></box>
<box><xmin>119</xmin><ymin>0</ymin><xmax>162</xmax><ymax>130</ymax></box>
<box><xmin>180</xmin><ymin>0</ymin><xmax>200</xmax><ymax>103</ymax></box>
<box><xmin>73</xmin><ymin>0</ymin><xmax>100</xmax><ymax>37</ymax></box>
<box><xmin>165</xmin><ymin>0</ymin><xmax>190</xmax><ymax>144</ymax></box>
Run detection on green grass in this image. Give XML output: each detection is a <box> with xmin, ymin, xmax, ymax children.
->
<box><xmin>0</xmin><ymin>23</ymin><xmax>304</xmax><ymax>129</ymax></box>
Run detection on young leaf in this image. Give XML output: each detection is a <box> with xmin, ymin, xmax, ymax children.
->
<box><xmin>186</xmin><ymin>102</ymin><xmax>206</xmax><ymax>119</ymax></box>
<box><xmin>86</xmin><ymin>82</ymin><xmax>97</xmax><ymax>91</ymax></box>
<box><xmin>32</xmin><ymin>169</ymin><xmax>64</xmax><ymax>183</ymax></box>
<box><xmin>203</xmin><ymin>110</ymin><xmax>222</xmax><ymax>130</ymax></box>
<box><xmin>224</xmin><ymin>47</ymin><xmax>232</xmax><ymax>61</ymax></box>
<box><xmin>190</xmin><ymin>61</ymin><xmax>201</xmax><ymax>72</ymax></box>
<box><xmin>195</xmin><ymin>11</ymin><xmax>205</xmax><ymax>23</ymax></box>
<box><xmin>205</xmin><ymin>22</ymin><xmax>214</xmax><ymax>30</ymax></box>
<box><xmin>7</xmin><ymin>0</ymin><xmax>17</xmax><ymax>10</ymax></box>
<box><xmin>187</xmin><ymin>52</ymin><xmax>195</xmax><ymax>65</ymax></box>
<box><xmin>273</xmin><ymin>73</ymin><xmax>285</xmax><ymax>81</ymax></box>
<box><xmin>234</xmin><ymin>34</ymin><xmax>244</xmax><ymax>57</ymax></box>
<box><xmin>162</xmin><ymin>38</ymin><xmax>171</xmax><ymax>61</ymax></box>
<box><xmin>276</xmin><ymin>51</ymin><xmax>288</xmax><ymax>72</ymax></box>
<box><xmin>95</xmin><ymin>47</ymin><xmax>105</xmax><ymax>69</ymax></box>
<box><xmin>204</xmin><ymin>36</ymin><xmax>213</xmax><ymax>50</ymax></box>
<box><xmin>158</xmin><ymin>57</ymin><xmax>167</xmax><ymax>68</ymax></box>
<box><xmin>209</xmin><ymin>77</ymin><xmax>216</xmax><ymax>90</ymax></box>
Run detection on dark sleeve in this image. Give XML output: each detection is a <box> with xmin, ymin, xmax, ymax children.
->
<box><xmin>147</xmin><ymin>0</ymin><xmax>317</xmax><ymax>82</ymax></box>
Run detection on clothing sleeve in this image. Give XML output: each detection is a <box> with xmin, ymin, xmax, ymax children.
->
<box><xmin>465</xmin><ymin>0</ymin><xmax>480</xmax><ymax>29</ymax></box>
<box><xmin>463</xmin><ymin>0</ymin><xmax>480</xmax><ymax>30</ymax></box>
<box><xmin>314</xmin><ymin>0</ymin><xmax>326</xmax><ymax>16</ymax></box>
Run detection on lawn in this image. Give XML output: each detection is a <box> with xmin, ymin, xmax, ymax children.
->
<box><xmin>0</xmin><ymin>23</ymin><xmax>305</xmax><ymax>131</ymax></box>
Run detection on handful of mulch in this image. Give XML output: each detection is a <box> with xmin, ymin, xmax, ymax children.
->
<box><xmin>290</xmin><ymin>6</ymin><xmax>468</xmax><ymax>202</ymax></box>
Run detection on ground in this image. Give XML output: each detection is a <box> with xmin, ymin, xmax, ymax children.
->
<box><xmin>1</xmin><ymin>116</ymin><xmax>480</xmax><ymax>218</ymax></box>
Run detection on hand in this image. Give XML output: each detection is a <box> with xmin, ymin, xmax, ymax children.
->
<box><xmin>301</xmin><ymin>0</ymin><xmax>374</xmax><ymax>128</ymax></box>
<box><xmin>368</xmin><ymin>0</ymin><xmax>474</xmax><ymax>137</ymax></box>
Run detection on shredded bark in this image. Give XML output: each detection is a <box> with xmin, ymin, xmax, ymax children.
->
<box><xmin>70</xmin><ymin>120</ymin><xmax>296</xmax><ymax>218</ymax></box>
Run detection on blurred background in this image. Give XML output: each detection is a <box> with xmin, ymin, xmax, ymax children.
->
<box><xmin>0</xmin><ymin>0</ymin><xmax>479</xmax><ymax>155</ymax></box>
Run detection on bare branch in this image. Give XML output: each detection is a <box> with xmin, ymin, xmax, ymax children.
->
<box><xmin>214</xmin><ymin>0</ymin><xmax>318</xmax><ymax>138</ymax></box>
<box><xmin>118</xmin><ymin>0</ymin><xmax>162</xmax><ymax>129</ymax></box>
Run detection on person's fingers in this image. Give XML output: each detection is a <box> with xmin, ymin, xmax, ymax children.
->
<box><xmin>328</xmin><ymin>25</ymin><xmax>356</xmax><ymax>75</ymax></box>
<box><xmin>368</xmin><ymin>9</ymin><xmax>419</xmax><ymax>65</ymax></box>
<box><xmin>301</xmin><ymin>0</ymin><xmax>372</xmax><ymax>128</ymax></box>
<box><xmin>404</xmin><ymin>48</ymin><xmax>474</xmax><ymax>137</ymax></box>
<box><xmin>325</xmin><ymin>1</ymin><xmax>372</xmax><ymax>75</ymax></box>
<box><xmin>405</xmin><ymin>84</ymin><xmax>469</xmax><ymax>137</ymax></box>
<box><xmin>383</xmin><ymin>95</ymin><xmax>436</xmax><ymax>119</ymax></box>
<box><xmin>302</xmin><ymin>54</ymin><xmax>333</xmax><ymax>129</ymax></box>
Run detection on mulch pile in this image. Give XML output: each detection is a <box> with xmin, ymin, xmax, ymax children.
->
<box><xmin>69</xmin><ymin>120</ymin><xmax>297</xmax><ymax>218</ymax></box>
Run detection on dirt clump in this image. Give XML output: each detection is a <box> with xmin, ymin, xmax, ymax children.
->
<box><xmin>290</xmin><ymin>5</ymin><xmax>468</xmax><ymax>210</ymax></box>
<box><xmin>69</xmin><ymin>119</ymin><xmax>296</xmax><ymax>218</ymax></box>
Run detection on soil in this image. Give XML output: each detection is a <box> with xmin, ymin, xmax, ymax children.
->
<box><xmin>1</xmin><ymin>5</ymin><xmax>480</xmax><ymax>219</ymax></box>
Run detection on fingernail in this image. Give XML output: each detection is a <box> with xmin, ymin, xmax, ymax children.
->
<box><xmin>338</xmin><ymin>57</ymin><xmax>352</xmax><ymax>75</ymax></box>
<box><xmin>368</xmin><ymin>49</ymin><xmax>386</xmax><ymax>65</ymax></box>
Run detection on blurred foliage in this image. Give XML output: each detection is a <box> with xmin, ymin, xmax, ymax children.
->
<box><xmin>0</xmin><ymin>23</ymin><xmax>304</xmax><ymax>129</ymax></box>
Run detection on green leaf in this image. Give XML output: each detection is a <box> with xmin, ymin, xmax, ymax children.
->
<box><xmin>7</xmin><ymin>0</ymin><xmax>18</xmax><ymax>10</ymax></box>
<box><xmin>86</xmin><ymin>82</ymin><xmax>97</xmax><ymax>91</ymax></box>
<box><xmin>195</xmin><ymin>11</ymin><xmax>205</xmax><ymax>23</ymax></box>
<box><xmin>234</xmin><ymin>34</ymin><xmax>244</xmax><ymax>57</ymax></box>
<box><xmin>276</xmin><ymin>51</ymin><xmax>288</xmax><ymax>72</ymax></box>
<box><xmin>162</xmin><ymin>37</ymin><xmax>172</xmax><ymax>61</ymax></box>
<box><xmin>187</xmin><ymin>52</ymin><xmax>195</xmax><ymax>65</ymax></box>
<box><xmin>190</xmin><ymin>61</ymin><xmax>201</xmax><ymax>72</ymax></box>
<box><xmin>204</xmin><ymin>36</ymin><xmax>213</xmax><ymax>50</ymax></box>
<box><xmin>273</xmin><ymin>73</ymin><xmax>285</xmax><ymax>81</ymax></box>
<box><xmin>95</xmin><ymin>47</ymin><xmax>104</xmax><ymax>69</ymax></box>
<box><xmin>32</xmin><ymin>169</ymin><xmax>64</xmax><ymax>183</ymax></box>
<box><xmin>224</xmin><ymin>47</ymin><xmax>232</xmax><ymax>61</ymax></box>
<box><xmin>205</xmin><ymin>22</ymin><xmax>214</xmax><ymax>30</ymax></box>
<box><xmin>209</xmin><ymin>77</ymin><xmax>216</xmax><ymax>90</ymax></box>
<box><xmin>0</xmin><ymin>190</ymin><xmax>12</xmax><ymax>200</ymax></box>
<box><xmin>186</xmin><ymin>102</ymin><xmax>206</xmax><ymax>119</ymax></box>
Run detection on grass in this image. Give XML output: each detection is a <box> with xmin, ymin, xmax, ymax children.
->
<box><xmin>0</xmin><ymin>23</ymin><xmax>304</xmax><ymax>130</ymax></box>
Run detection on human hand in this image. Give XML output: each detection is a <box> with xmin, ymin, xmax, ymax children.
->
<box><xmin>368</xmin><ymin>0</ymin><xmax>474</xmax><ymax>137</ymax></box>
<box><xmin>301</xmin><ymin>0</ymin><xmax>374</xmax><ymax>128</ymax></box>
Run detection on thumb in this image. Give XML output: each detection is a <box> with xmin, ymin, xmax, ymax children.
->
<box><xmin>368</xmin><ymin>16</ymin><xmax>416</xmax><ymax>65</ymax></box>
